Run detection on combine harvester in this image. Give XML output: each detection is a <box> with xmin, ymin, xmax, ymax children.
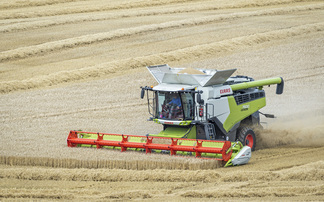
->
<box><xmin>67</xmin><ymin>64</ymin><xmax>284</xmax><ymax>167</ymax></box>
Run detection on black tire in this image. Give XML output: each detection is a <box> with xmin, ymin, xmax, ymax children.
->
<box><xmin>237</xmin><ymin>127</ymin><xmax>256</xmax><ymax>151</ymax></box>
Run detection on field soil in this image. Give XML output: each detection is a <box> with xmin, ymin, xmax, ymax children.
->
<box><xmin>1</xmin><ymin>0</ymin><xmax>324</xmax><ymax>201</ymax></box>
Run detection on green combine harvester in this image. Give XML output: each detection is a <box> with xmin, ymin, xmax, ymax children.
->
<box><xmin>67</xmin><ymin>64</ymin><xmax>284</xmax><ymax>167</ymax></box>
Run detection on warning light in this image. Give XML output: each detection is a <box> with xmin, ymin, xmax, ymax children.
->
<box><xmin>199</xmin><ymin>106</ymin><xmax>204</xmax><ymax>117</ymax></box>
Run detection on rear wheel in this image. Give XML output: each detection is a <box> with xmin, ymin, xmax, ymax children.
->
<box><xmin>237</xmin><ymin>127</ymin><xmax>256</xmax><ymax>151</ymax></box>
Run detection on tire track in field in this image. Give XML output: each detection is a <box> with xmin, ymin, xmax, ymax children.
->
<box><xmin>0</xmin><ymin>189</ymin><xmax>72</xmax><ymax>200</ymax></box>
<box><xmin>180</xmin><ymin>185</ymin><xmax>324</xmax><ymax>199</ymax></box>
<box><xmin>268</xmin><ymin>65</ymin><xmax>324</xmax><ymax>81</ymax></box>
<box><xmin>0</xmin><ymin>0</ymin><xmax>320</xmax><ymax>20</ymax></box>
<box><xmin>0</xmin><ymin>102</ymin><xmax>143</xmax><ymax>122</ymax></box>
<box><xmin>285</xmin><ymin>72</ymin><xmax>324</xmax><ymax>81</ymax></box>
<box><xmin>0</xmin><ymin>0</ymin><xmax>80</xmax><ymax>9</ymax></box>
<box><xmin>0</xmin><ymin>159</ymin><xmax>322</xmax><ymax>180</ymax></box>
<box><xmin>254</xmin><ymin>147</ymin><xmax>324</xmax><ymax>161</ymax></box>
<box><xmin>1</xmin><ymin>2</ymin><xmax>323</xmax><ymax>33</ymax></box>
<box><xmin>1</xmin><ymin>22</ymin><xmax>324</xmax><ymax>93</ymax></box>
<box><xmin>1</xmin><ymin>4</ymin><xmax>323</xmax><ymax>60</ymax></box>
<box><xmin>0</xmin><ymin>0</ymin><xmax>201</xmax><ymax>19</ymax></box>
<box><xmin>265</xmin><ymin>64</ymin><xmax>324</xmax><ymax>78</ymax></box>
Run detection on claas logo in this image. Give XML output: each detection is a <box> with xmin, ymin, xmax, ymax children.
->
<box><xmin>220</xmin><ymin>88</ymin><xmax>231</xmax><ymax>94</ymax></box>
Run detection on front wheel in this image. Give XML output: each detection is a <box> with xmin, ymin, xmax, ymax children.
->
<box><xmin>237</xmin><ymin>127</ymin><xmax>256</xmax><ymax>151</ymax></box>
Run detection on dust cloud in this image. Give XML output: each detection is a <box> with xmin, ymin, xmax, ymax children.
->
<box><xmin>257</xmin><ymin>112</ymin><xmax>324</xmax><ymax>149</ymax></box>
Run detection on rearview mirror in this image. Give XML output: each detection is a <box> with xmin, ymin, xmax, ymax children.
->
<box><xmin>197</xmin><ymin>93</ymin><xmax>204</xmax><ymax>105</ymax></box>
<box><xmin>141</xmin><ymin>88</ymin><xmax>145</xmax><ymax>99</ymax></box>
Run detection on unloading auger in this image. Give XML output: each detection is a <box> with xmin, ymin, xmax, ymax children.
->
<box><xmin>67</xmin><ymin>64</ymin><xmax>284</xmax><ymax>167</ymax></box>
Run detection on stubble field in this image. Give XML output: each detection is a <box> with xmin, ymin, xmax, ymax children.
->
<box><xmin>1</xmin><ymin>0</ymin><xmax>324</xmax><ymax>201</ymax></box>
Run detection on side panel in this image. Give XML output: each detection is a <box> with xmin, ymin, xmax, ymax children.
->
<box><xmin>207</xmin><ymin>97</ymin><xmax>230</xmax><ymax>124</ymax></box>
<box><xmin>223</xmin><ymin>96</ymin><xmax>266</xmax><ymax>132</ymax></box>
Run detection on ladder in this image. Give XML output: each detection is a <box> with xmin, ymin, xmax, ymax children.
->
<box><xmin>205</xmin><ymin>123</ymin><xmax>216</xmax><ymax>140</ymax></box>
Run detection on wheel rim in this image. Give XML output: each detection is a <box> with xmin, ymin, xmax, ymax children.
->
<box><xmin>245</xmin><ymin>134</ymin><xmax>254</xmax><ymax>148</ymax></box>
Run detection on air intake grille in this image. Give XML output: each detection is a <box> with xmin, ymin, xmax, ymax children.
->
<box><xmin>234</xmin><ymin>91</ymin><xmax>265</xmax><ymax>105</ymax></box>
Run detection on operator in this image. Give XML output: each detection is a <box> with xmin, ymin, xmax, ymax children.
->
<box><xmin>168</xmin><ymin>93</ymin><xmax>181</xmax><ymax>108</ymax></box>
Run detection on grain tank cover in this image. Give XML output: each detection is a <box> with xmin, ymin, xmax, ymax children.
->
<box><xmin>147</xmin><ymin>64</ymin><xmax>236</xmax><ymax>87</ymax></box>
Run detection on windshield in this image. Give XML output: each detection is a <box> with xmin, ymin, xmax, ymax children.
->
<box><xmin>155</xmin><ymin>91</ymin><xmax>194</xmax><ymax>120</ymax></box>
